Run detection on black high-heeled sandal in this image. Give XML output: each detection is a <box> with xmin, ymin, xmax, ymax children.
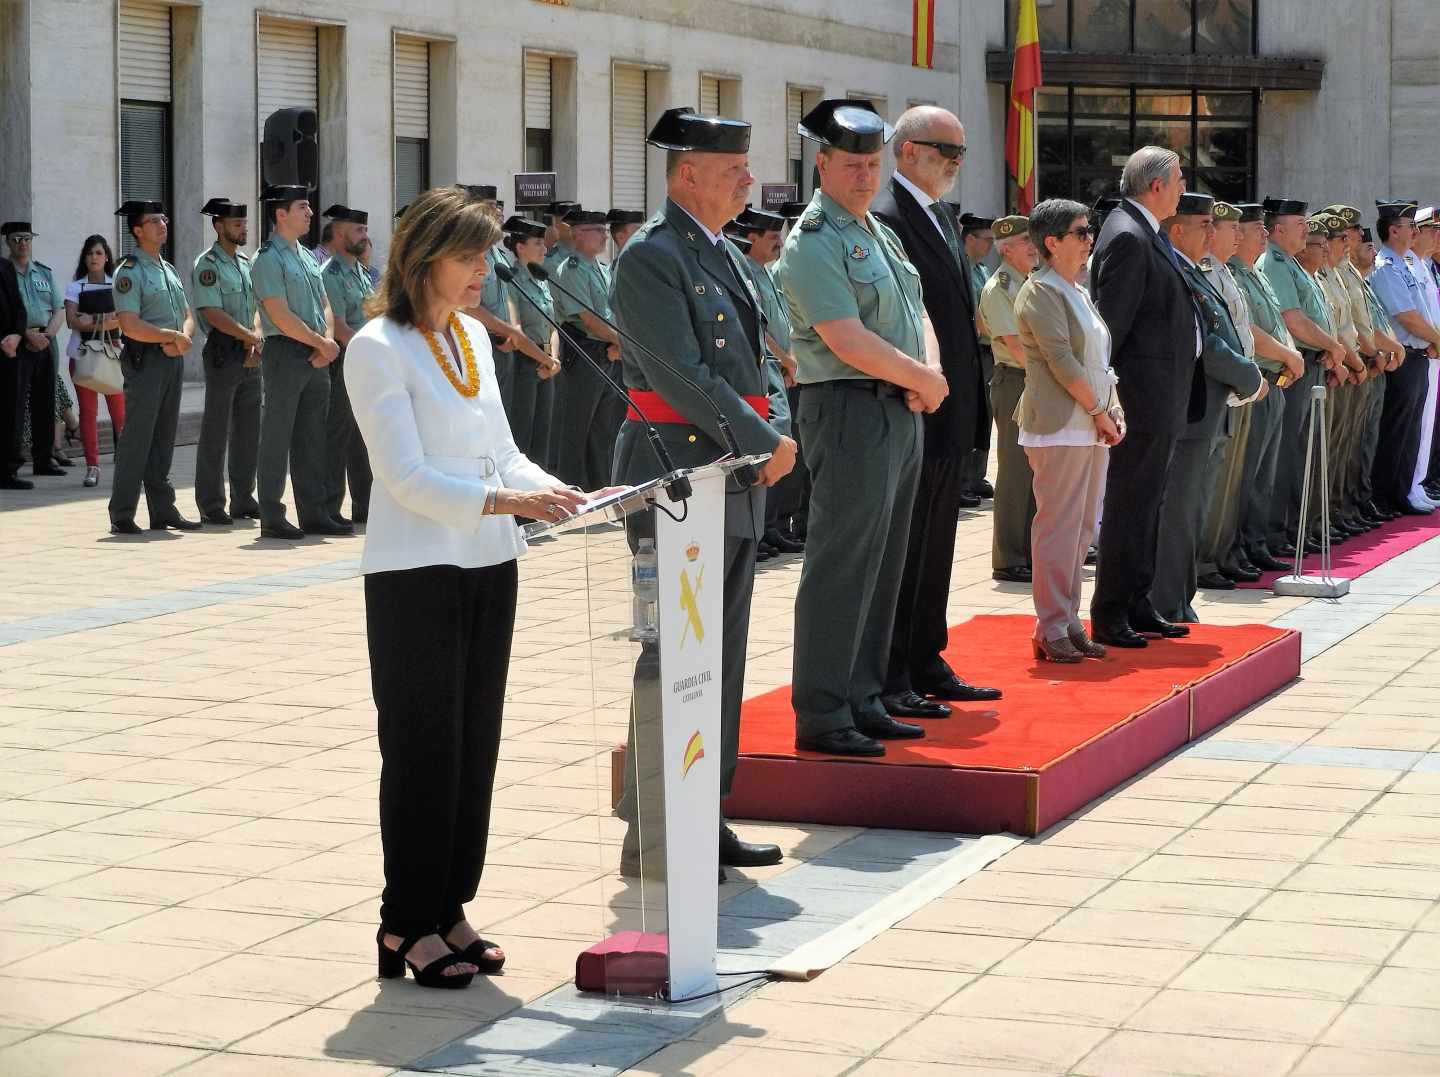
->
<box><xmin>376</xmin><ymin>926</ymin><xmax>476</xmax><ymax>989</ymax></box>
<box><xmin>440</xmin><ymin>919</ymin><xmax>507</xmax><ymax>974</ymax></box>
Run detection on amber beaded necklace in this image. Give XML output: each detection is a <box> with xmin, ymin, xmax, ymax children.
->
<box><xmin>422</xmin><ymin>313</ymin><xmax>480</xmax><ymax>398</ymax></box>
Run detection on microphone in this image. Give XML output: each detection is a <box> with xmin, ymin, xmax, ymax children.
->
<box><xmin>494</xmin><ymin>262</ymin><xmax>692</xmax><ymax>503</ymax></box>
<box><xmin>528</xmin><ymin>261</ymin><xmax>760</xmax><ymax>489</ymax></box>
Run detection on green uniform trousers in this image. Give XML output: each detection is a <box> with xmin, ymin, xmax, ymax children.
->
<box><xmin>195</xmin><ymin>332</ymin><xmax>261</xmax><ymax>517</ymax></box>
<box><xmin>555</xmin><ymin>335</ymin><xmax>624</xmax><ymax>492</ymax></box>
<box><xmin>324</xmin><ymin>352</ymin><xmax>372</xmax><ymax>520</ymax></box>
<box><xmin>1356</xmin><ymin>370</ymin><xmax>1387</xmax><ymax>510</ymax></box>
<box><xmin>108</xmin><ymin>342</ymin><xmax>183</xmax><ymax>526</ymax></box>
<box><xmin>1237</xmin><ymin>377</ymin><xmax>1285</xmax><ymax>560</ymax></box>
<box><xmin>1155</xmin><ymin>434</ymin><xmax>1227</xmax><ymax>623</ymax></box>
<box><xmin>792</xmin><ymin>382</ymin><xmax>921</xmax><ymax>738</ymax></box>
<box><xmin>1197</xmin><ymin>402</ymin><xmax>1254</xmax><ymax>577</ymax></box>
<box><xmin>1269</xmin><ymin>356</ymin><xmax>1323</xmax><ymax>550</ymax></box>
<box><xmin>988</xmin><ymin>363</ymin><xmax>1034</xmax><ymax>571</ymax></box>
<box><xmin>258</xmin><ymin>335</ymin><xmax>331</xmax><ymax>529</ymax></box>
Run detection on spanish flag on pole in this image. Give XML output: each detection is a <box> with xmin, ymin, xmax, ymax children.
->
<box><xmin>1006</xmin><ymin>0</ymin><xmax>1043</xmax><ymax>212</ymax></box>
<box><xmin>912</xmin><ymin>0</ymin><xmax>935</xmax><ymax>68</ymax></box>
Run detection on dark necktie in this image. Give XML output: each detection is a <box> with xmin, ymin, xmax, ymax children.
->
<box><xmin>933</xmin><ymin>205</ymin><xmax>963</xmax><ymax>266</ymax></box>
<box><xmin>1159</xmin><ymin>232</ymin><xmax>1184</xmax><ymax>272</ymax></box>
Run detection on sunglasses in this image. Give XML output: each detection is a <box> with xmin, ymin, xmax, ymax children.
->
<box><xmin>7</xmin><ymin>234</ymin><xmax>33</xmax><ymax>242</ymax></box>
<box><xmin>912</xmin><ymin>140</ymin><xmax>967</xmax><ymax>160</ymax></box>
<box><xmin>1064</xmin><ymin>225</ymin><xmax>1098</xmax><ymax>240</ymax></box>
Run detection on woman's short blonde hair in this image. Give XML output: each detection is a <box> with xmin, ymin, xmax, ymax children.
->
<box><xmin>366</xmin><ymin>186</ymin><xmax>500</xmax><ymax>325</ymax></box>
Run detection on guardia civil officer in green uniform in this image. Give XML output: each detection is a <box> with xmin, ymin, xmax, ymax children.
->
<box><xmin>730</xmin><ymin>205</ymin><xmax>804</xmax><ymax>557</ymax></box>
<box><xmin>978</xmin><ymin>214</ymin><xmax>1037</xmax><ymax>582</ymax></box>
<box><xmin>192</xmin><ymin>198</ymin><xmax>262</xmax><ymax>524</ymax></box>
<box><xmin>318</xmin><ymin>204</ymin><xmax>375</xmax><ymax>525</ymax></box>
<box><xmin>609</xmin><ymin>106</ymin><xmax>798</xmax><ymax>878</ymax></box>
<box><xmin>1260</xmin><ymin>196</ymin><xmax>1345</xmax><ymax>555</ymax></box>
<box><xmin>1152</xmin><ymin>193</ymin><xmax>1264</xmax><ymax>623</ymax></box>
<box><xmin>776</xmin><ymin>100</ymin><xmax>949</xmax><ymax>757</ymax></box>
<box><xmin>1227</xmin><ymin>202</ymin><xmax>1305</xmax><ymax>570</ymax></box>
<box><xmin>960</xmin><ymin>212</ymin><xmax>996</xmax><ymax>502</ymax></box>
<box><xmin>553</xmin><ymin>209</ymin><xmax>624</xmax><ymax>490</ymax></box>
<box><xmin>500</xmin><ymin>214</ymin><xmax>563</xmax><ymax>463</ymax></box>
<box><xmin>542</xmin><ymin>201</ymin><xmax>581</xmax><ymax>276</ymax></box>
<box><xmin>108</xmin><ymin>200</ymin><xmax>201</xmax><ymax>533</ymax></box>
<box><xmin>251</xmin><ymin>184</ymin><xmax>346</xmax><ymax>539</ymax></box>
<box><xmin>2</xmin><ymin>221</ymin><xmax>64</xmax><ymax>477</ymax></box>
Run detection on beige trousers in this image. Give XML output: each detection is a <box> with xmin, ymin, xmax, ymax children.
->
<box><xmin>1025</xmin><ymin>441</ymin><xmax>1109</xmax><ymax>643</ymax></box>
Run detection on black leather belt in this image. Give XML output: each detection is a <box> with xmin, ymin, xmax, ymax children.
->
<box><xmin>802</xmin><ymin>378</ymin><xmax>906</xmax><ymax>399</ymax></box>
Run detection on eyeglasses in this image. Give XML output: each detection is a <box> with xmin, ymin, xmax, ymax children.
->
<box><xmin>8</xmin><ymin>234</ymin><xmax>33</xmax><ymax>243</ymax></box>
<box><xmin>912</xmin><ymin>140</ymin><xmax>967</xmax><ymax>160</ymax></box>
<box><xmin>1063</xmin><ymin>225</ymin><xmax>1098</xmax><ymax>241</ymax></box>
<box><xmin>141</xmin><ymin>215</ymin><xmax>169</xmax><ymax>226</ymax></box>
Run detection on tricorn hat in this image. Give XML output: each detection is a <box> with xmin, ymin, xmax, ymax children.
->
<box><xmin>645</xmin><ymin>107</ymin><xmax>751</xmax><ymax>154</ymax></box>
<box><xmin>797</xmin><ymin>99</ymin><xmax>893</xmax><ymax>154</ymax></box>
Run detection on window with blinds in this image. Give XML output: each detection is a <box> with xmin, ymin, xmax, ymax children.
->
<box><xmin>524</xmin><ymin>52</ymin><xmax>553</xmax><ymax>173</ymax></box>
<box><xmin>611</xmin><ymin>65</ymin><xmax>647</xmax><ymax>214</ymax></box>
<box><xmin>700</xmin><ymin>75</ymin><xmax>720</xmax><ymax>117</ymax></box>
<box><xmin>786</xmin><ymin>85</ymin><xmax>805</xmax><ymax>190</ymax></box>
<box><xmin>118</xmin><ymin>1</ymin><xmax>172</xmax><ymax>259</ymax></box>
<box><xmin>257</xmin><ymin>18</ymin><xmax>318</xmax><ymax>143</ymax></box>
<box><xmin>394</xmin><ymin>37</ymin><xmax>430</xmax><ymax>212</ymax></box>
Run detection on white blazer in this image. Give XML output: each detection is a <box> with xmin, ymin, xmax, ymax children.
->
<box><xmin>344</xmin><ymin>311</ymin><xmax>560</xmax><ymax>574</ymax></box>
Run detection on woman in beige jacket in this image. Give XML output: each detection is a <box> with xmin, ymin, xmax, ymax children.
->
<box><xmin>1014</xmin><ymin>199</ymin><xmax>1126</xmax><ymax>663</ymax></box>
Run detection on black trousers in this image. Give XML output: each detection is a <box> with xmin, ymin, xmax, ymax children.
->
<box><xmin>1374</xmin><ymin>348</ymin><xmax>1430</xmax><ymax>509</ymax></box>
<box><xmin>367</xmin><ymin>560</ymin><xmax>517</xmax><ymax>938</ymax></box>
<box><xmin>0</xmin><ymin>347</ymin><xmax>24</xmax><ymax>478</ymax></box>
<box><xmin>1092</xmin><ymin>430</ymin><xmax>1178</xmax><ymax>627</ymax></box>
<box><xmin>885</xmin><ymin>454</ymin><xmax>966</xmax><ymax>695</ymax></box>
<box><xmin>556</xmin><ymin>335</ymin><xmax>624</xmax><ymax>492</ymax></box>
<box><xmin>324</xmin><ymin>351</ymin><xmax>373</xmax><ymax>519</ymax></box>
<box><xmin>14</xmin><ymin>342</ymin><xmax>56</xmax><ymax>469</ymax></box>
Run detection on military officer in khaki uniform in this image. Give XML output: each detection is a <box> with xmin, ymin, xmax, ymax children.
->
<box><xmin>192</xmin><ymin>198</ymin><xmax>262</xmax><ymax>524</ymax></box>
<box><xmin>251</xmin><ymin>184</ymin><xmax>345</xmax><ymax>539</ymax></box>
<box><xmin>610</xmin><ymin>107</ymin><xmax>797</xmax><ymax>879</ymax></box>
<box><xmin>318</xmin><ymin>204</ymin><xmax>375</xmax><ymax>525</ymax></box>
<box><xmin>1313</xmin><ymin>211</ymin><xmax>1370</xmax><ymax>537</ymax></box>
<box><xmin>109</xmin><ymin>200</ymin><xmax>201</xmax><ymax>534</ymax></box>
<box><xmin>776</xmin><ymin>99</ymin><xmax>949</xmax><ymax>757</ymax></box>
<box><xmin>977</xmin><ymin>214</ymin><xmax>1036</xmax><ymax>582</ymax></box>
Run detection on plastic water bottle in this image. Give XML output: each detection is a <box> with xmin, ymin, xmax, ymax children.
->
<box><xmin>632</xmin><ymin>539</ymin><xmax>659</xmax><ymax>641</ymax></box>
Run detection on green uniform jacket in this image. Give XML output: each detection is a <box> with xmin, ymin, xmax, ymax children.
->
<box><xmin>748</xmin><ymin>255</ymin><xmax>793</xmax><ymax>437</ymax></box>
<box><xmin>1180</xmin><ymin>260</ymin><xmax>1264</xmax><ymax>441</ymax></box>
<box><xmin>554</xmin><ymin>252</ymin><xmax>612</xmax><ymax>335</ymax></box>
<box><xmin>321</xmin><ymin>255</ymin><xmax>374</xmax><ymax>335</ymax></box>
<box><xmin>610</xmin><ymin>200</ymin><xmax>783</xmax><ymax>535</ymax></box>
<box><xmin>479</xmin><ymin>246</ymin><xmax>514</xmax><ymax>323</ymax></box>
<box><xmin>1228</xmin><ymin>256</ymin><xmax>1294</xmax><ymax>373</ymax></box>
<box><xmin>774</xmin><ymin>190</ymin><xmax>925</xmax><ymax>385</ymax></box>
<box><xmin>191</xmin><ymin>243</ymin><xmax>256</xmax><ymax>334</ymax></box>
<box><xmin>978</xmin><ymin>267</ymin><xmax>1025</xmax><ymax>367</ymax></box>
<box><xmin>1261</xmin><ymin>242</ymin><xmax>1330</xmax><ymax>348</ymax></box>
<box><xmin>971</xmin><ymin>262</ymin><xmax>992</xmax><ymax>345</ymax></box>
<box><xmin>251</xmin><ymin>235</ymin><xmax>327</xmax><ymax>337</ymax></box>
<box><xmin>506</xmin><ymin>267</ymin><xmax>555</xmax><ymax>351</ymax></box>
<box><xmin>14</xmin><ymin>259</ymin><xmax>60</xmax><ymax>329</ymax></box>
<box><xmin>114</xmin><ymin>248</ymin><xmax>189</xmax><ymax>332</ymax></box>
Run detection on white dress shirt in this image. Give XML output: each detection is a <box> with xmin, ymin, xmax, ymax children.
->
<box><xmin>344</xmin><ymin>311</ymin><xmax>560</xmax><ymax>575</ymax></box>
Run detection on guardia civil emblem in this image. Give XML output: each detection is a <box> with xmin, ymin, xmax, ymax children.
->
<box><xmin>850</xmin><ymin>244</ymin><xmax>869</xmax><ymax>260</ymax></box>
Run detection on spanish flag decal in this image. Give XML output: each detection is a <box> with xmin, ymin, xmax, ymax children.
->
<box><xmin>682</xmin><ymin>731</ymin><xmax>705</xmax><ymax>778</ymax></box>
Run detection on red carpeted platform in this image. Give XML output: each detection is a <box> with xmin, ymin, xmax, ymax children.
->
<box><xmin>720</xmin><ymin>614</ymin><xmax>1299</xmax><ymax>836</ymax></box>
<box><xmin>1240</xmin><ymin>514</ymin><xmax>1439</xmax><ymax>589</ymax></box>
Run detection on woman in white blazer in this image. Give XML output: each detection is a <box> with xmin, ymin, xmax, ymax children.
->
<box><xmin>345</xmin><ymin>186</ymin><xmax>589</xmax><ymax>989</ymax></box>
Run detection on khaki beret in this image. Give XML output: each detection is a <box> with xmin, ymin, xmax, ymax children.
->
<box><xmin>1212</xmin><ymin>202</ymin><xmax>1241</xmax><ymax>222</ymax></box>
<box><xmin>993</xmin><ymin>214</ymin><xmax>1029</xmax><ymax>239</ymax></box>
<box><xmin>1322</xmin><ymin>204</ymin><xmax>1361</xmax><ymax>226</ymax></box>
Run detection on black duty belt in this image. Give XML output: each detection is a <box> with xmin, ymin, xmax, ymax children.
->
<box><xmin>802</xmin><ymin>378</ymin><xmax>906</xmax><ymax>399</ymax></box>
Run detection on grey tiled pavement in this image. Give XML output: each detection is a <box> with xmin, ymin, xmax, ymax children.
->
<box><xmin>1</xmin><ymin>449</ymin><xmax>1438</xmax><ymax>1076</ymax></box>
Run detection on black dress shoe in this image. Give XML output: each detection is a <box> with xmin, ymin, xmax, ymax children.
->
<box><xmin>880</xmin><ymin>691</ymin><xmax>952</xmax><ymax>719</ymax></box>
<box><xmin>332</xmin><ymin>512</ymin><xmax>353</xmax><ymax>527</ymax></box>
<box><xmin>1197</xmin><ymin>571</ymin><xmax>1236</xmax><ymax>590</ymax></box>
<box><xmin>764</xmin><ymin>528</ymin><xmax>805</xmax><ymax>553</ymax></box>
<box><xmin>755</xmin><ymin>546</ymin><xmax>773</xmax><ymax>563</ymax></box>
<box><xmin>1132</xmin><ymin>613</ymin><xmax>1189</xmax><ymax>638</ymax></box>
<box><xmin>856</xmin><ymin>714</ymin><xmax>925</xmax><ymax>740</ymax></box>
<box><xmin>230</xmin><ymin>502</ymin><xmax>262</xmax><ymax>520</ymax></box>
<box><xmin>1248</xmin><ymin>552</ymin><xmax>1290</xmax><ymax>572</ymax></box>
<box><xmin>975</xmin><ymin>480</ymin><xmax>995</xmax><ymax>499</ymax></box>
<box><xmin>1085</xmin><ymin>545</ymin><xmax>1098</xmax><ymax>565</ymax></box>
<box><xmin>1092</xmin><ymin>622</ymin><xmax>1148</xmax><ymax>648</ymax></box>
<box><xmin>1328</xmin><ymin>527</ymin><xmax>1348</xmax><ymax>545</ymax></box>
<box><xmin>992</xmin><ymin>566</ymin><xmax>1032</xmax><ymax>584</ymax></box>
<box><xmin>261</xmin><ymin>521</ymin><xmax>307</xmax><ymax>540</ymax></box>
<box><xmin>302</xmin><ymin>518</ymin><xmax>355</xmax><ymax>536</ymax></box>
<box><xmin>917</xmin><ymin>674</ymin><xmax>1003</xmax><ymax>702</ymax></box>
<box><xmin>1272</xmin><ymin>542</ymin><xmax>1298</xmax><ymax>558</ymax></box>
<box><xmin>796</xmin><ymin>728</ymin><xmax>885</xmax><ymax>756</ymax></box>
<box><xmin>31</xmin><ymin>463</ymin><xmax>65</xmax><ymax>477</ymax></box>
<box><xmin>109</xmin><ymin>519</ymin><xmax>143</xmax><ymax>535</ymax></box>
<box><xmin>0</xmin><ymin>476</ymin><xmax>34</xmax><ymax>490</ymax></box>
<box><xmin>150</xmin><ymin>514</ymin><xmax>203</xmax><ymax>531</ymax></box>
<box><xmin>719</xmin><ymin>824</ymin><xmax>782</xmax><ymax>867</ymax></box>
<box><xmin>201</xmin><ymin>510</ymin><xmax>233</xmax><ymax>526</ymax></box>
<box><xmin>957</xmin><ymin>492</ymin><xmax>982</xmax><ymax>509</ymax></box>
<box><xmin>1219</xmin><ymin>564</ymin><xmax>1261</xmax><ymax>583</ymax></box>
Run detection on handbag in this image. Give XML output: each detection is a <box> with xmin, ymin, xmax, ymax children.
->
<box><xmin>72</xmin><ymin>282</ymin><xmax>125</xmax><ymax>395</ymax></box>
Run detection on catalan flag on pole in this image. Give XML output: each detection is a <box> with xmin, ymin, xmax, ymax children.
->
<box><xmin>1006</xmin><ymin>0</ymin><xmax>1043</xmax><ymax>212</ymax></box>
<box><xmin>912</xmin><ymin>0</ymin><xmax>935</xmax><ymax>68</ymax></box>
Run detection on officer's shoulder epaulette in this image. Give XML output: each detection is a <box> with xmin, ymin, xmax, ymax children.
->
<box><xmin>1272</xmin><ymin>250</ymin><xmax>1286</xmax><ymax>261</ymax></box>
<box><xmin>236</xmin><ymin>250</ymin><xmax>251</xmax><ymax>261</ymax></box>
<box><xmin>34</xmin><ymin>261</ymin><xmax>51</xmax><ymax>272</ymax></box>
<box><xmin>799</xmin><ymin>209</ymin><xmax>824</xmax><ymax>232</ymax></box>
<box><xmin>562</xmin><ymin>255</ymin><xmax>580</xmax><ymax>270</ymax></box>
<box><xmin>995</xmin><ymin>270</ymin><xmax>1010</xmax><ymax>289</ymax></box>
<box><xmin>115</xmin><ymin>257</ymin><xmax>136</xmax><ymax>271</ymax></box>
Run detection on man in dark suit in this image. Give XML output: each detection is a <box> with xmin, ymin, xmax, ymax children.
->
<box><xmin>0</xmin><ymin>256</ymin><xmax>31</xmax><ymax>490</ymax></box>
<box><xmin>871</xmin><ymin>105</ymin><xmax>1001</xmax><ymax>715</ymax></box>
<box><xmin>1089</xmin><ymin>145</ymin><xmax>1203</xmax><ymax>648</ymax></box>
